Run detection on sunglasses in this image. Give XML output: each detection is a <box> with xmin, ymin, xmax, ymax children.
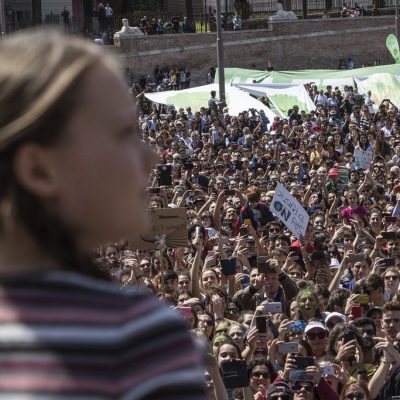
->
<box><xmin>269</xmin><ymin>228</ymin><xmax>281</xmax><ymax>233</ymax></box>
<box><xmin>292</xmin><ymin>383</ymin><xmax>314</xmax><ymax>392</ymax></box>
<box><xmin>224</xmin><ymin>307</ymin><xmax>239</xmax><ymax>315</ymax></box>
<box><xmin>345</xmin><ymin>392</ymin><xmax>365</xmax><ymax>400</ymax></box>
<box><xmin>361</xmin><ymin>328</ymin><xmax>374</xmax><ymax>336</ymax></box>
<box><xmin>384</xmin><ymin>275</ymin><xmax>399</xmax><ymax>281</ymax></box>
<box><xmin>306</xmin><ymin>331</ymin><xmax>327</xmax><ymax>340</ymax></box>
<box><xmin>270</xmin><ymin>395</ymin><xmax>292</xmax><ymax>400</ymax></box>
<box><xmin>251</xmin><ymin>371</ymin><xmax>271</xmax><ymax>379</ymax></box>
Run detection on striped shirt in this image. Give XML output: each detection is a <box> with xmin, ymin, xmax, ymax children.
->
<box><xmin>0</xmin><ymin>271</ymin><xmax>206</xmax><ymax>399</ymax></box>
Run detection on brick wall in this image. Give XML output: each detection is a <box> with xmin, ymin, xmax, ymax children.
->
<box><xmin>113</xmin><ymin>16</ymin><xmax>394</xmax><ymax>84</ymax></box>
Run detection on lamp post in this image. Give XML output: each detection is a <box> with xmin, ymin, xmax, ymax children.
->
<box><xmin>396</xmin><ymin>0</ymin><xmax>400</xmax><ymax>44</ymax></box>
<box><xmin>0</xmin><ymin>0</ymin><xmax>5</xmax><ymax>33</ymax></box>
<box><xmin>215</xmin><ymin>0</ymin><xmax>225</xmax><ymax>103</ymax></box>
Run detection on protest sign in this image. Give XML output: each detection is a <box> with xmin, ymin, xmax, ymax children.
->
<box><xmin>130</xmin><ymin>208</ymin><xmax>188</xmax><ymax>250</ymax></box>
<box><xmin>354</xmin><ymin>148</ymin><xmax>373</xmax><ymax>170</ymax></box>
<box><xmin>270</xmin><ymin>183</ymin><xmax>309</xmax><ymax>239</ymax></box>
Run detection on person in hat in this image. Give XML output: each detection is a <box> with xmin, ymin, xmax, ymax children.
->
<box><xmin>326</xmin><ymin>168</ymin><xmax>339</xmax><ymax>192</ymax></box>
<box><xmin>266</xmin><ymin>382</ymin><xmax>294</xmax><ymax>400</ymax></box>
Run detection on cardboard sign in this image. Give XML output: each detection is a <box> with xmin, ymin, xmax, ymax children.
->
<box><xmin>130</xmin><ymin>208</ymin><xmax>188</xmax><ymax>250</ymax></box>
<box><xmin>354</xmin><ymin>148</ymin><xmax>373</xmax><ymax>170</ymax></box>
<box><xmin>271</xmin><ymin>183</ymin><xmax>309</xmax><ymax>239</ymax></box>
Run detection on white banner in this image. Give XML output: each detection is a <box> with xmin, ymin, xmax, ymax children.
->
<box><xmin>270</xmin><ymin>183</ymin><xmax>309</xmax><ymax>239</ymax></box>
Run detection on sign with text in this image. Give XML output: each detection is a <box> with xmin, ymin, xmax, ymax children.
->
<box><xmin>354</xmin><ymin>148</ymin><xmax>373</xmax><ymax>170</ymax></box>
<box><xmin>271</xmin><ymin>183</ymin><xmax>309</xmax><ymax>239</ymax></box>
<box><xmin>130</xmin><ymin>208</ymin><xmax>188</xmax><ymax>250</ymax></box>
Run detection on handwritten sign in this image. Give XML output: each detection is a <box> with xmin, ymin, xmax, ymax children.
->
<box><xmin>130</xmin><ymin>208</ymin><xmax>188</xmax><ymax>250</ymax></box>
<box><xmin>270</xmin><ymin>183</ymin><xmax>309</xmax><ymax>239</ymax></box>
<box><xmin>354</xmin><ymin>148</ymin><xmax>373</xmax><ymax>170</ymax></box>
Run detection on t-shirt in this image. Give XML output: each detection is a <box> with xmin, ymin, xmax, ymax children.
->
<box><xmin>0</xmin><ymin>270</ymin><xmax>206</xmax><ymax>399</ymax></box>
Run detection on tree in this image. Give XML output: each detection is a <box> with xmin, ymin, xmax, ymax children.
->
<box><xmin>234</xmin><ymin>0</ymin><xmax>251</xmax><ymax>19</ymax></box>
<box><xmin>185</xmin><ymin>0</ymin><xmax>194</xmax><ymax>22</ymax></box>
<box><xmin>302</xmin><ymin>0</ymin><xmax>307</xmax><ymax>19</ymax></box>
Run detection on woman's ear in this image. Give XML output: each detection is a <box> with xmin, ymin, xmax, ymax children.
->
<box><xmin>13</xmin><ymin>144</ymin><xmax>58</xmax><ymax>199</ymax></box>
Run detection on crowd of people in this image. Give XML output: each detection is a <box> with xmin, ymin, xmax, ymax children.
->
<box><xmin>103</xmin><ymin>78</ymin><xmax>400</xmax><ymax>400</ymax></box>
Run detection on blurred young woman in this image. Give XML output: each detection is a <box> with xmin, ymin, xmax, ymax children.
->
<box><xmin>0</xmin><ymin>31</ymin><xmax>205</xmax><ymax>398</ymax></box>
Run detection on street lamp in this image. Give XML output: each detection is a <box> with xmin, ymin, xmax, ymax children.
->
<box><xmin>215</xmin><ymin>0</ymin><xmax>225</xmax><ymax>103</ymax></box>
<box><xmin>396</xmin><ymin>0</ymin><xmax>400</xmax><ymax>44</ymax></box>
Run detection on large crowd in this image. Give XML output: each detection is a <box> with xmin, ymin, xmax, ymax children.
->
<box><xmin>96</xmin><ymin>81</ymin><xmax>400</xmax><ymax>400</ymax></box>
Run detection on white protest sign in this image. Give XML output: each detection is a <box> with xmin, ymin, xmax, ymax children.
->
<box><xmin>354</xmin><ymin>148</ymin><xmax>373</xmax><ymax>170</ymax></box>
<box><xmin>270</xmin><ymin>183</ymin><xmax>310</xmax><ymax>239</ymax></box>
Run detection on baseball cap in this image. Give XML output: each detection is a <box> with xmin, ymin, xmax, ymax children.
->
<box><xmin>329</xmin><ymin>258</ymin><xmax>340</xmax><ymax>268</ymax></box>
<box><xmin>328</xmin><ymin>168</ymin><xmax>339</xmax><ymax>177</ymax></box>
<box><xmin>325</xmin><ymin>312</ymin><xmax>346</xmax><ymax>326</ymax></box>
<box><xmin>304</xmin><ymin>320</ymin><xmax>328</xmax><ymax>334</ymax></box>
<box><xmin>266</xmin><ymin>382</ymin><xmax>293</xmax><ymax>400</ymax></box>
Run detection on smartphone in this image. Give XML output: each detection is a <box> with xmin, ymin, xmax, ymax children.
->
<box><xmin>177</xmin><ymin>307</ymin><xmax>192</xmax><ymax>320</ymax></box>
<box><xmin>382</xmin><ymin>231</ymin><xmax>397</xmax><ymax>240</ymax></box>
<box><xmin>291</xmin><ymin>320</ymin><xmax>306</xmax><ymax>332</ymax></box>
<box><xmin>357</xmin><ymin>294</ymin><xmax>369</xmax><ymax>305</ymax></box>
<box><xmin>351</xmin><ymin>305</ymin><xmax>362</xmax><ymax>319</ymax></box>
<box><xmin>348</xmin><ymin>253</ymin><xmax>365</xmax><ymax>263</ymax></box>
<box><xmin>221</xmin><ymin>360</ymin><xmax>249</xmax><ymax>389</ymax></box>
<box><xmin>294</xmin><ymin>356</ymin><xmax>315</xmax><ymax>370</ymax></box>
<box><xmin>223</xmin><ymin>221</ymin><xmax>233</xmax><ymax>229</ymax></box>
<box><xmin>244</xmin><ymin>219</ymin><xmax>252</xmax><ymax>226</ymax></box>
<box><xmin>257</xmin><ymin>256</ymin><xmax>269</xmax><ymax>274</ymax></box>
<box><xmin>382</xmin><ymin>258</ymin><xmax>396</xmax><ymax>267</ymax></box>
<box><xmin>221</xmin><ymin>258</ymin><xmax>236</xmax><ymax>277</ymax></box>
<box><xmin>234</xmin><ymin>161</ymin><xmax>243</xmax><ymax>171</ymax></box>
<box><xmin>343</xmin><ymin>331</ymin><xmax>355</xmax><ymax>343</ymax></box>
<box><xmin>267</xmin><ymin>319</ymin><xmax>280</xmax><ymax>339</ymax></box>
<box><xmin>188</xmin><ymin>190</ymin><xmax>196</xmax><ymax>197</ymax></box>
<box><xmin>239</xmin><ymin>226</ymin><xmax>248</xmax><ymax>236</ymax></box>
<box><xmin>147</xmin><ymin>187</ymin><xmax>160</xmax><ymax>194</ymax></box>
<box><xmin>278</xmin><ymin>342</ymin><xmax>299</xmax><ymax>354</ymax></box>
<box><xmin>264</xmin><ymin>302</ymin><xmax>282</xmax><ymax>314</ymax></box>
<box><xmin>224</xmin><ymin>190</ymin><xmax>235</xmax><ymax>196</ymax></box>
<box><xmin>157</xmin><ymin>164</ymin><xmax>172</xmax><ymax>186</ymax></box>
<box><xmin>256</xmin><ymin>316</ymin><xmax>267</xmax><ymax>334</ymax></box>
<box><xmin>322</xmin><ymin>365</ymin><xmax>335</xmax><ymax>376</ymax></box>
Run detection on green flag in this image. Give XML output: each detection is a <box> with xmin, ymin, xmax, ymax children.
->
<box><xmin>386</xmin><ymin>34</ymin><xmax>400</xmax><ymax>64</ymax></box>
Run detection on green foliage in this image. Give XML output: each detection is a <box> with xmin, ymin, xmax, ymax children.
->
<box><xmin>233</xmin><ymin>0</ymin><xmax>251</xmax><ymax>19</ymax></box>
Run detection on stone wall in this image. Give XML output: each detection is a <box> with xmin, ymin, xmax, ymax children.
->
<box><xmin>113</xmin><ymin>16</ymin><xmax>394</xmax><ymax>84</ymax></box>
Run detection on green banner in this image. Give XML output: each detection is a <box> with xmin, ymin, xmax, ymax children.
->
<box><xmin>386</xmin><ymin>34</ymin><xmax>400</xmax><ymax>64</ymax></box>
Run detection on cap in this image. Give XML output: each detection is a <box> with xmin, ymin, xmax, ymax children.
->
<box><xmin>328</xmin><ymin>168</ymin><xmax>339</xmax><ymax>177</ymax></box>
<box><xmin>266</xmin><ymin>382</ymin><xmax>293</xmax><ymax>399</ymax></box>
<box><xmin>325</xmin><ymin>312</ymin><xmax>346</xmax><ymax>325</ymax></box>
<box><xmin>304</xmin><ymin>320</ymin><xmax>328</xmax><ymax>334</ymax></box>
<box><xmin>329</xmin><ymin>258</ymin><xmax>341</xmax><ymax>268</ymax></box>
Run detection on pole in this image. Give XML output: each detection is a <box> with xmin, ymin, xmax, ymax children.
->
<box><xmin>0</xmin><ymin>0</ymin><xmax>5</xmax><ymax>33</ymax></box>
<box><xmin>396</xmin><ymin>0</ymin><xmax>400</xmax><ymax>45</ymax></box>
<box><xmin>204</xmin><ymin>0</ymin><xmax>207</xmax><ymax>31</ymax></box>
<box><xmin>215</xmin><ymin>0</ymin><xmax>225</xmax><ymax>103</ymax></box>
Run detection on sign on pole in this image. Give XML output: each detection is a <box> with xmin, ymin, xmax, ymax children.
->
<box><xmin>354</xmin><ymin>148</ymin><xmax>373</xmax><ymax>170</ymax></box>
<box><xmin>270</xmin><ymin>183</ymin><xmax>309</xmax><ymax>239</ymax></box>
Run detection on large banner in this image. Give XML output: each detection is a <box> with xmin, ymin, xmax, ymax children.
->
<box><xmin>144</xmin><ymin>83</ymin><xmax>276</xmax><ymax>122</ymax></box>
<box><xmin>235</xmin><ymin>83</ymin><xmax>315</xmax><ymax>117</ymax></box>
<box><xmin>354</xmin><ymin>73</ymin><xmax>400</xmax><ymax>110</ymax></box>
<box><xmin>270</xmin><ymin>183</ymin><xmax>309</xmax><ymax>239</ymax></box>
<box><xmin>217</xmin><ymin>65</ymin><xmax>400</xmax><ymax>87</ymax></box>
